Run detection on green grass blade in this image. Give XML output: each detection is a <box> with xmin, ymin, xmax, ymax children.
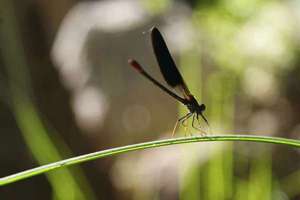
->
<box><xmin>1</xmin><ymin>134</ymin><xmax>300</xmax><ymax>186</ymax></box>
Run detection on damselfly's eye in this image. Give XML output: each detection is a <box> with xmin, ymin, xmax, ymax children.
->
<box><xmin>199</xmin><ymin>104</ymin><xmax>206</xmax><ymax>112</ymax></box>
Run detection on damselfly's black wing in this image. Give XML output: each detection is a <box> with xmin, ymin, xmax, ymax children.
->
<box><xmin>151</xmin><ymin>27</ymin><xmax>191</xmax><ymax>97</ymax></box>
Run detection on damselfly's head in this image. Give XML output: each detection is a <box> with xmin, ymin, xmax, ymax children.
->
<box><xmin>196</xmin><ymin>104</ymin><xmax>209</xmax><ymax>128</ymax></box>
<box><xmin>197</xmin><ymin>104</ymin><xmax>206</xmax><ymax>113</ymax></box>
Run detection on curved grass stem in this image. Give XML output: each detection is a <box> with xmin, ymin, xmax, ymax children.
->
<box><xmin>1</xmin><ymin>134</ymin><xmax>300</xmax><ymax>186</ymax></box>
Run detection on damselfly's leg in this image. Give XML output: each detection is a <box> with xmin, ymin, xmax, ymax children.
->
<box><xmin>181</xmin><ymin>113</ymin><xmax>192</xmax><ymax>127</ymax></box>
<box><xmin>195</xmin><ymin>114</ymin><xmax>210</xmax><ymax>135</ymax></box>
<box><xmin>181</xmin><ymin>113</ymin><xmax>193</xmax><ymax>136</ymax></box>
<box><xmin>190</xmin><ymin>114</ymin><xmax>197</xmax><ymax>136</ymax></box>
<box><xmin>172</xmin><ymin>112</ymin><xmax>192</xmax><ymax>137</ymax></box>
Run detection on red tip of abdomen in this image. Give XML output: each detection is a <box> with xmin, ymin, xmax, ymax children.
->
<box><xmin>128</xmin><ymin>59</ymin><xmax>143</xmax><ymax>72</ymax></box>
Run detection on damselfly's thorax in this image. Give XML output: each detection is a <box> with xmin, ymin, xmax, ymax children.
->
<box><xmin>184</xmin><ymin>95</ymin><xmax>206</xmax><ymax>114</ymax></box>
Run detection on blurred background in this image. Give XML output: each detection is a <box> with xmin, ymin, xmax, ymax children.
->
<box><xmin>1</xmin><ymin>0</ymin><xmax>300</xmax><ymax>199</ymax></box>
